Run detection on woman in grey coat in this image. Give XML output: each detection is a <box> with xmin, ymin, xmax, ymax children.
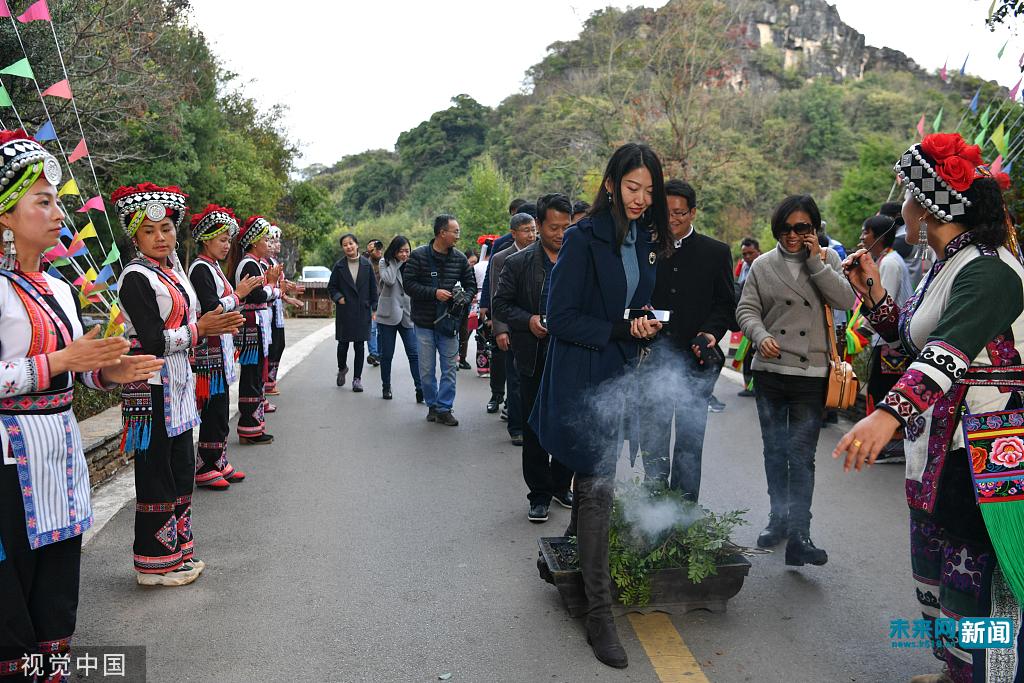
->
<box><xmin>736</xmin><ymin>195</ymin><xmax>856</xmax><ymax>567</ymax></box>
<box><xmin>377</xmin><ymin>236</ymin><xmax>422</xmax><ymax>402</ymax></box>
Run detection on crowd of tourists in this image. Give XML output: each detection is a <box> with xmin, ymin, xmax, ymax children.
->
<box><xmin>1</xmin><ymin>125</ymin><xmax>1021</xmax><ymax>682</ymax></box>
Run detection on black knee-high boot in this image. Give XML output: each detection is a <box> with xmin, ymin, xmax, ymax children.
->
<box><xmin>575</xmin><ymin>474</ymin><xmax>627</xmax><ymax>669</ymax></box>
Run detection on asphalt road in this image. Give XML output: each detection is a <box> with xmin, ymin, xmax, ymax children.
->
<box><xmin>73</xmin><ymin>332</ymin><xmax>942</xmax><ymax>683</ymax></box>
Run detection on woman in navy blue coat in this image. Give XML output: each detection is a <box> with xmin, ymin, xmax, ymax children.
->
<box><xmin>530</xmin><ymin>143</ymin><xmax>670</xmax><ymax>669</ymax></box>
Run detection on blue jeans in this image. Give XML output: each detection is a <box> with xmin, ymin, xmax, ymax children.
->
<box><xmin>415</xmin><ymin>326</ymin><xmax>458</xmax><ymax>412</ymax></box>
<box><xmin>378</xmin><ymin>323</ymin><xmax>421</xmax><ymax>391</ymax></box>
<box><xmin>368</xmin><ymin>318</ymin><xmax>379</xmax><ymax>357</ymax></box>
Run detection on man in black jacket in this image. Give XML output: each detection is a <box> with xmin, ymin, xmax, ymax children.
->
<box><xmin>643</xmin><ymin>180</ymin><xmax>735</xmax><ymax>500</ymax></box>
<box><xmin>403</xmin><ymin>215</ymin><xmax>477</xmax><ymax>426</ymax></box>
<box><xmin>493</xmin><ymin>193</ymin><xmax>574</xmax><ymax>522</ymax></box>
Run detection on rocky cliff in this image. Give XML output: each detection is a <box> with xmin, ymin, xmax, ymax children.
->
<box><xmin>736</xmin><ymin>0</ymin><xmax>923</xmax><ymax>90</ymax></box>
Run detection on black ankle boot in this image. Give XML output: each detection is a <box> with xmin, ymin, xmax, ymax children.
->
<box><xmin>382</xmin><ymin>385</ymin><xmax>392</xmax><ymax>400</ymax></box>
<box><xmin>585</xmin><ymin>615</ymin><xmax>628</xmax><ymax>668</ymax></box>
<box><xmin>756</xmin><ymin>514</ymin><xmax>787</xmax><ymax>548</ymax></box>
<box><xmin>785</xmin><ymin>532</ymin><xmax>828</xmax><ymax>566</ymax></box>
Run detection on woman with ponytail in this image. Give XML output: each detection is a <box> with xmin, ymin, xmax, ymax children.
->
<box><xmin>836</xmin><ymin>133</ymin><xmax>1023</xmax><ymax>683</ymax></box>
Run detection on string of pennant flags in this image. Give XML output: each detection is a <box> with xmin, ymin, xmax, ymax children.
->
<box><xmin>0</xmin><ymin>0</ymin><xmax>125</xmax><ymax>335</ymax></box>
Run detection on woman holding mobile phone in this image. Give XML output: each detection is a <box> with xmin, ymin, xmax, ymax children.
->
<box><xmin>530</xmin><ymin>142</ymin><xmax>670</xmax><ymax>669</ymax></box>
<box><xmin>735</xmin><ymin>195</ymin><xmax>856</xmax><ymax>566</ymax></box>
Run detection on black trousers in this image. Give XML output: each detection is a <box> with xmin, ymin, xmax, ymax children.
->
<box><xmin>752</xmin><ymin>370</ymin><xmax>827</xmax><ymax>533</ymax></box>
<box><xmin>520</xmin><ymin>367</ymin><xmax>573</xmax><ymax>505</ymax></box>
<box><xmin>0</xmin><ymin>460</ymin><xmax>82</xmax><ymax>677</ymax></box>
<box><xmin>268</xmin><ymin>324</ymin><xmax>286</xmax><ymax>387</ymax></box>
<box><xmin>641</xmin><ymin>361</ymin><xmax>716</xmax><ymax>501</ymax></box>
<box><xmin>196</xmin><ymin>387</ymin><xmax>230</xmax><ymax>481</ymax></box>
<box><xmin>489</xmin><ymin>345</ymin><xmax>506</xmax><ymax>399</ymax></box>
<box><xmin>237</xmin><ymin>351</ymin><xmax>266</xmax><ymax>439</ymax></box>
<box><xmin>337</xmin><ymin>341</ymin><xmax>365</xmax><ymax>379</ymax></box>
<box><xmin>133</xmin><ymin>385</ymin><xmax>196</xmax><ymax>573</ymax></box>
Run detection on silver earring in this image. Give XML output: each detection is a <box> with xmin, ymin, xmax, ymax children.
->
<box><xmin>606</xmin><ymin>191</ymin><xmax>613</xmax><ymax>204</ymax></box>
<box><xmin>915</xmin><ymin>216</ymin><xmax>929</xmax><ymax>259</ymax></box>
<box><xmin>2</xmin><ymin>227</ymin><xmax>16</xmax><ymax>271</ymax></box>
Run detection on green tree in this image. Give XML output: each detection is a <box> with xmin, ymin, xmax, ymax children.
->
<box><xmin>396</xmin><ymin>94</ymin><xmax>492</xmax><ymax>184</ymax></box>
<box><xmin>827</xmin><ymin>136</ymin><xmax>903</xmax><ymax>248</ymax></box>
<box><xmin>277</xmin><ymin>180</ymin><xmax>342</xmax><ymax>268</ymax></box>
<box><xmin>341</xmin><ymin>159</ymin><xmax>403</xmax><ymax>219</ymax></box>
<box><xmin>454</xmin><ymin>155</ymin><xmax>513</xmax><ymax>246</ymax></box>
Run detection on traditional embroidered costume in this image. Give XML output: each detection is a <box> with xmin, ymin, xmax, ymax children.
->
<box><xmin>233</xmin><ymin>217</ymin><xmax>278</xmax><ymax>443</ymax></box>
<box><xmin>188</xmin><ymin>205</ymin><xmax>245</xmax><ymax>489</ymax></box>
<box><xmin>113</xmin><ymin>183</ymin><xmax>203</xmax><ymax>577</ymax></box>
<box><xmin>264</xmin><ymin>225</ymin><xmax>286</xmax><ymax>397</ymax></box>
<box><xmin>866</xmin><ymin>134</ymin><xmax>1024</xmax><ymax>682</ymax></box>
<box><xmin>0</xmin><ymin>132</ymin><xmax>114</xmax><ymax>678</ymax></box>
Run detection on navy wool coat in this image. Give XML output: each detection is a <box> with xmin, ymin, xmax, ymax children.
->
<box><xmin>529</xmin><ymin>211</ymin><xmax>659</xmax><ymax>475</ymax></box>
<box><xmin>327</xmin><ymin>255</ymin><xmax>378</xmax><ymax>343</ymax></box>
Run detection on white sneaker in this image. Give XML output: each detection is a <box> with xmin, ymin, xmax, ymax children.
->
<box><xmin>136</xmin><ymin>564</ymin><xmax>201</xmax><ymax>586</ymax></box>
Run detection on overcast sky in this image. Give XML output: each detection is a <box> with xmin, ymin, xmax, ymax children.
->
<box><xmin>188</xmin><ymin>0</ymin><xmax>1024</xmax><ymax>168</ymax></box>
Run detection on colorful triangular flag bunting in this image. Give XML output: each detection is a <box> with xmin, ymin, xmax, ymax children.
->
<box><xmin>34</xmin><ymin>120</ymin><xmax>56</xmax><ymax>142</ymax></box>
<box><xmin>68</xmin><ymin>138</ymin><xmax>88</xmax><ymax>163</ymax></box>
<box><xmin>76</xmin><ymin>196</ymin><xmax>104</xmax><ymax>213</ymax></box>
<box><xmin>41</xmin><ymin>79</ymin><xmax>71</xmax><ymax>99</ymax></box>
<box><xmin>57</xmin><ymin>179</ymin><xmax>79</xmax><ymax>197</ymax></box>
<box><xmin>101</xmin><ymin>242</ymin><xmax>120</xmax><ymax>266</ymax></box>
<box><xmin>0</xmin><ymin>58</ymin><xmax>34</xmax><ymax>80</ymax></box>
<box><xmin>16</xmin><ymin>0</ymin><xmax>50</xmax><ymax>23</ymax></box>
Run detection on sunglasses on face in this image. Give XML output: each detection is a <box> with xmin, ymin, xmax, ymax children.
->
<box><xmin>779</xmin><ymin>222</ymin><xmax>815</xmax><ymax>236</ymax></box>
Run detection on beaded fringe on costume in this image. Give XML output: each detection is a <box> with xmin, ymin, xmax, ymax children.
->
<box><xmin>119</xmin><ymin>379</ymin><xmax>153</xmax><ymax>453</ymax></box>
<box><xmin>235</xmin><ymin>310</ymin><xmax>262</xmax><ymax>366</ymax></box>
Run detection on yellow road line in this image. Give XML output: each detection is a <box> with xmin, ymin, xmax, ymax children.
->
<box><xmin>628</xmin><ymin>612</ymin><xmax>710</xmax><ymax>682</ymax></box>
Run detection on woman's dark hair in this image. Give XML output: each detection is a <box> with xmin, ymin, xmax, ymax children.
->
<box><xmin>664</xmin><ymin>179</ymin><xmax>697</xmax><ymax>211</ymax></box>
<box><xmin>537</xmin><ymin>193</ymin><xmax>572</xmax><ymax>226</ymax></box>
<box><xmin>508</xmin><ymin>198</ymin><xmax>526</xmax><ymax>215</ymax></box>
<box><xmin>383</xmin><ymin>235</ymin><xmax>410</xmax><ymax>265</ymax></box>
<box><xmin>433</xmin><ymin>214</ymin><xmax>456</xmax><ymax>236</ymax></box>
<box><xmin>862</xmin><ymin>215</ymin><xmax>897</xmax><ymax>249</ymax></box>
<box><xmin>589</xmin><ymin>142</ymin><xmax>670</xmax><ymax>253</ymax></box>
<box><xmin>961</xmin><ymin>177</ymin><xmax>1009</xmax><ymax>248</ymax></box>
<box><xmin>770</xmin><ymin>195</ymin><xmax>822</xmax><ymax>240</ymax></box>
<box><xmin>339</xmin><ymin>232</ymin><xmax>359</xmax><ymax>247</ymax></box>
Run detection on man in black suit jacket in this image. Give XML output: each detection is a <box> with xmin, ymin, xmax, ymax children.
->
<box><xmin>643</xmin><ymin>180</ymin><xmax>735</xmax><ymax>501</ymax></box>
<box><xmin>493</xmin><ymin>194</ymin><xmax>574</xmax><ymax>523</ymax></box>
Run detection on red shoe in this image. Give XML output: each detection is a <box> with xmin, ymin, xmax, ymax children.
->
<box><xmin>263</xmin><ymin>401</ymin><xmax>277</xmax><ymax>413</ymax></box>
<box><xmin>197</xmin><ymin>476</ymin><xmax>230</xmax><ymax>490</ymax></box>
<box><xmin>226</xmin><ymin>468</ymin><xmax>246</xmax><ymax>482</ymax></box>
<box><xmin>266</xmin><ymin>384</ymin><xmax>280</xmax><ymax>396</ymax></box>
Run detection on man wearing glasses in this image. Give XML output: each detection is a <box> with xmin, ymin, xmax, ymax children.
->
<box><xmin>641</xmin><ymin>180</ymin><xmax>734</xmax><ymax>500</ymax></box>
<box><xmin>403</xmin><ymin>215</ymin><xmax>477</xmax><ymax>426</ymax></box>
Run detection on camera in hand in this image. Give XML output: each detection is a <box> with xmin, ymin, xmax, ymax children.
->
<box><xmin>447</xmin><ymin>282</ymin><xmax>473</xmax><ymax>319</ymax></box>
